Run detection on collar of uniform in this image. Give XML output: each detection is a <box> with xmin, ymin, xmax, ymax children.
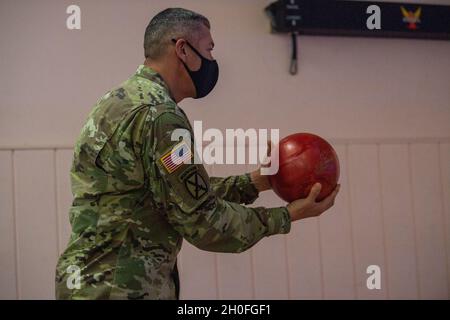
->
<box><xmin>135</xmin><ymin>64</ymin><xmax>172</xmax><ymax>96</ymax></box>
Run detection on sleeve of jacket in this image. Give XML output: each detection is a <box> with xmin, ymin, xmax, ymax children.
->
<box><xmin>144</xmin><ymin>110</ymin><xmax>291</xmax><ymax>253</ymax></box>
<box><xmin>209</xmin><ymin>174</ymin><xmax>260</xmax><ymax>205</ymax></box>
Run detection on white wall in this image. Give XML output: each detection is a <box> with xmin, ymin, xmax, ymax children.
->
<box><xmin>0</xmin><ymin>0</ymin><xmax>449</xmax><ymax>299</ymax></box>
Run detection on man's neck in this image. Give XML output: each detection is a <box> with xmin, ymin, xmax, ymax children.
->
<box><xmin>143</xmin><ymin>59</ymin><xmax>185</xmax><ymax>103</ymax></box>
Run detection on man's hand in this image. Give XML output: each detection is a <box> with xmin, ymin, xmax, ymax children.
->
<box><xmin>250</xmin><ymin>140</ymin><xmax>273</xmax><ymax>192</ymax></box>
<box><xmin>287</xmin><ymin>183</ymin><xmax>340</xmax><ymax>222</ymax></box>
<box><xmin>250</xmin><ymin>169</ymin><xmax>271</xmax><ymax>192</ymax></box>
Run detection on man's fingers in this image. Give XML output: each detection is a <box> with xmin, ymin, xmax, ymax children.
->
<box><xmin>328</xmin><ymin>184</ymin><xmax>340</xmax><ymax>201</ymax></box>
<box><xmin>308</xmin><ymin>183</ymin><xmax>322</xmax><ymax>202</ymax></box>
<box><xmin>334</xmin><ymin>184</ymin><xmax>341</xmax><ymax>193</ymax></box>
<box><xmin>261</xmin><ymin>140</ymin><xmax>273</xmax><ymax>168</ymax></box>
<box><xmin>317</xmin><ymin>184</ymin><xmax>340</xmax><ymax>211</ymax></box>
<box><xmin>322</xmin><ymin>184</ymin><xmax>340</xmax><ymax>201</ymax></box>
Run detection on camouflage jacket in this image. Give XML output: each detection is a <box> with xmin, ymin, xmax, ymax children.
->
<box><xmin>55</xmin><ymin>65</ymin><xmax>291</xmax><ymax>300</ymax></box>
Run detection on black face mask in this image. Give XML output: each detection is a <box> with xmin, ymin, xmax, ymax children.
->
<box><xmin>172</xmin><ymin>39</ymin><xmax>219</xmax><ymax>99</ymax></box>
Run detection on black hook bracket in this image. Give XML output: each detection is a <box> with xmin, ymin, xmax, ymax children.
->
<box><xmin>289</xmin><ymin>32</ymin><xmax>298</xmax><ymax>75</ymax></box>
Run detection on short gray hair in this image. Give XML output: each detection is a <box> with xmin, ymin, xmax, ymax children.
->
<box><xmin>144</xmin><ymin>8</ymin><xmax>210</xmax><ymax>60</ymax></box>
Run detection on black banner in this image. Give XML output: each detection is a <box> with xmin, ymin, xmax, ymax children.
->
<box><xmin>0</xmin><ymin>300</ymin><xmax>449</xmax><ymax>319</ymax></box>
<box><xmin>265</xmin><ymin>0</ymin><xmax>450</xmax><ymax>40</ymax></box>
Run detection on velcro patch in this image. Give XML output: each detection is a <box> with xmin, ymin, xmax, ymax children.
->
<box><xmin>180</xmin><ymin>167</ymin><xmax>208</xmax><ymax>200</ymax></box>
<box><xmin>160</xmin><ymin>141</ymin><xmax>192</xmax><ymax>174</ymax></box>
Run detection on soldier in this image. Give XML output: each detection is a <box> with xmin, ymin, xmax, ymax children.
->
<box><xmin>55</xmin><ymin>8</ymin><xmax>340</xmax><ymax>300</ymax></box>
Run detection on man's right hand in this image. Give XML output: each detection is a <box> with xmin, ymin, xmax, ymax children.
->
<box><xmin>287</xmin><ymin>183</ymin><xmax>340</xmax><ymax>222</ymax></box>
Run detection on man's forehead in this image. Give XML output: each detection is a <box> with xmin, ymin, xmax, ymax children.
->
<box><xmin>196</xmin><ymin>25</ymin><xmax>214</xmax><ymax>47</ymax></box>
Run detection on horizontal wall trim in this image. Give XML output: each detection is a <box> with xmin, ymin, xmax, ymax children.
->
<box><xmin>1</xmin><ymin>137</ymin><xmax>450</xmax><ymax>151</ymax></box>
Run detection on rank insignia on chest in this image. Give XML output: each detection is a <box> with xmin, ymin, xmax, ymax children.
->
<box><xmin>160</xmin><ymin>141</ymin><xmax>192</xmax><ymax>173</ymax></box>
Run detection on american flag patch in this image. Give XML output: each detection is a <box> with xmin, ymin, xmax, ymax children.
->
<box><xmin>160</xmin><ymin>141</ymin><xmax>192</xmax><ymax>173</ymax></box>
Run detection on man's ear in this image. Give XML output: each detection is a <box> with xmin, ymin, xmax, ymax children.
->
<box><xmin>173</xmin><ymin>39</ymin><xmax>187</xmax><ymax>60</ymax></box>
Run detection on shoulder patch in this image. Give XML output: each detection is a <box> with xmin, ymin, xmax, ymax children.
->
<box><xmin>180</xmin><ymin>167</ymin><xmax>208</xmax><ymax>200</ymax></box>
<box><xmin>159</xmin><ymin>141</ymin><xmax>192</xmax><ymax>174</ymax></box>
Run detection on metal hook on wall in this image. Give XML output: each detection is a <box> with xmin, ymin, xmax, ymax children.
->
<box><xmin>289</xmin><ymin>32</ymin><xmax>298</xmax><ymax>75</ymax></box>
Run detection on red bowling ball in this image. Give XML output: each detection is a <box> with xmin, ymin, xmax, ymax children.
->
<box><xmin>269</xmin><ymin>133</ymin><xmax>340</xmax><ymax>202</ymax></box>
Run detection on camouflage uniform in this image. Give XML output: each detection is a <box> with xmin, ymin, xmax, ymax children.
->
<box><xmin>55</xmin><ymin>65</ymin><xmax>291</xmax><ymax>300</ymax></box>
